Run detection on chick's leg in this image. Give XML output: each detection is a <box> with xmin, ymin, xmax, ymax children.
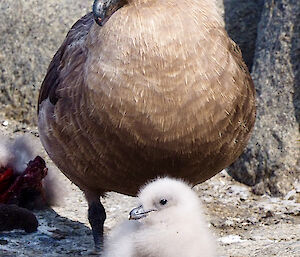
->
<box><xmin>85</xmin><ymin>191</ymin><xmax>106</xmax><ymax>251</ymax></box>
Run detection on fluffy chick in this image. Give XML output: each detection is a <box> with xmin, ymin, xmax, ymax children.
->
<box><xmin>0</xmin><ymin>136</ymin><xmax>12</xmax><ymax>168</ymax></box>
<box><xmin>0</xmin><ymin>135</ymin><xmax>38</xmax><ymax>173</ymax></box>
<box><xmin>102</xmin><ymin>177</ymin><xmax>216</xmax><ymax>257</ymax></box>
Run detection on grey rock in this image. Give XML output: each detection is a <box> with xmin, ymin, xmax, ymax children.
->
<box><xmin>0</xmin><ymin>0</ymin><xmax>91</xmax><ymax>124</ymax></box>
<box><xmin>228</xmin><ymin>0</ymin><xmax>300</xmax><ymax>195</ymax></box>
<box><xmin>223</xmin><ymin>0</ymin><xmax>264</xmax><ymax>71</ymax></box>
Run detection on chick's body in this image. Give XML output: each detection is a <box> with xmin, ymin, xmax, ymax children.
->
<box><xmin>132</xmin><ymin>211</ymin><xmax>215</xmax><ymax>257</ymax></box>
<box><xmin>102</xmin><ymin>178</ymin><xmax>216</xmax><ymax>257</ymax></box>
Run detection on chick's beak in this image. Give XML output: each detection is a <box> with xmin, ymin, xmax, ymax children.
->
<box><xmin>129</xmin><ymin>205</ymin><xmax>157</xmax><ymax>220</ymax></box>
<box><xmin>93</xmin><ymin>0</ymin><xmax>126</xmax><ymax>26</ymax></box>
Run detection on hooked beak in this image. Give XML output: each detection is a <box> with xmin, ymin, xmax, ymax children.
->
<box><xmin>93</xmin><ymin>0</ymin><xmax>126</xmax><ymax>26</ymax></box>
<box><xmin>129</xmin><ymin>205</ymin><xmax>157</xmax><ymax>220</ymax></box>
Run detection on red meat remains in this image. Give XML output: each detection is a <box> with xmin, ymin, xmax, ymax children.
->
<box><xmin>0</xmin><ymin>156</ymin><xmax>48</xmax><ymax>207</ymax></box>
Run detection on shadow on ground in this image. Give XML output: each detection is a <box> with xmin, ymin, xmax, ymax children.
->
<box><xmin>0</xmin><ymin>207</ymin><xmax>94</xmax><ymax>257</ymax></box>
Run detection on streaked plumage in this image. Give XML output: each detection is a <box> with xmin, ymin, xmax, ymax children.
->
<box><xmin>38</xmin><ymin>0</ymin><xmax>255</xmax><ymax>249</ymax></box>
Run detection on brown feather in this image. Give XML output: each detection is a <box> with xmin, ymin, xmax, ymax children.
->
<box><xmin>38</xmin><ymin>0</ymin><xmax>255</xmax><ymax>196</ymax></box>
<box><xmin>38</xmin><ymin>12</ymin><xmax>94</xmax><ymax>111</ymax></box>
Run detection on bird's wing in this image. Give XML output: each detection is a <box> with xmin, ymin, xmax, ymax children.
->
<box><xmin>37</xmin><ymin>12</ymin><xmax>94</xmax><ymax>113</ymax></box>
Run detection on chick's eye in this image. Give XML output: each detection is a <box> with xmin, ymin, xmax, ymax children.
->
<box><xmin>159</xmin><ymin>199</ymin><xmax>168</xmax><ymax>205</ymax></box>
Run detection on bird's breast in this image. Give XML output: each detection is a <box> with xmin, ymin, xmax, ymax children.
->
<box><xmin>38</xmin><ymin>1</ymin><xmax>255</xmax><ymax>194</ymax></box>
<box><xmin>84</xmin><ymin>13</ymin><xmax>236</xmax><ymax>148</ymax></box>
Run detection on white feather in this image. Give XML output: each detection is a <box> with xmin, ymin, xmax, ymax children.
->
<box><xmin>0</xmin><ymin>135</ymin><xmax>39</xmax><ymax>173</ymax></box>
<box><xmin>8</xmin><ymin>135</ymin><xmax>38</xmax><ymax>174</ymax></box>
<box><xmin>0</xmin><ymin>135</ymin><xmax>12</xmax><ymax>168</ymax></box>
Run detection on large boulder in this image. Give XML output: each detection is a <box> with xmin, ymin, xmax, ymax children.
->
<box><xmin>223</xmin><ymin>0</ymin><xmax>264</xmax><ymax>71</ymax></box>
<box><xmin>0</xmin><ymin>0</ymin><xmax>91</xmax><ymax>124</ymax></box>
<box><xmin>228</xmin><ymin>0</ymin><xmax>300</xmax><ymax>195</ymax></box>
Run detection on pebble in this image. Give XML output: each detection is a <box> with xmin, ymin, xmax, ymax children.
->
<box><xmin>218</xmin><ymin>235</ymin><xmax>247</xmax><ymax>244</ymax></box>
<box><xmin>2</xmin><ymin>120</ymin><xmax>8</xmax><ymax>126</ymax></box>
<box><xmin>285</xmin><ymin>189</ymin><xmax>296</xmax><ymax>201</ymax></box>
<box><xmin>0</xmin><ymin>239</ymin><xmax>8</xmax><ymax>245</ymax></box>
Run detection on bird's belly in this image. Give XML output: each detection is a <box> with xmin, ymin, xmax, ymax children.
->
<box><xmin>38</xmin><ymin>93</ymin><xmax>251</xmax><ymax>196</ymax></box>
<box><xmin>39</xmin><ymin>28</ymin><xmax>255</xmax><ymax>195</ymax></box>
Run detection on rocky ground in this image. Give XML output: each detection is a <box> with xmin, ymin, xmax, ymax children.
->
<box><xmin>0</xmin><ymin>116</ymin><xmax>299</xmax><ymax>257</ymax></box>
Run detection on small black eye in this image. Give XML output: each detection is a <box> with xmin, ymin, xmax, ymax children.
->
<box><xmin>159</xmin><ymin>199</ymin><xmax>168</xmax><ymax>205</ymax></box>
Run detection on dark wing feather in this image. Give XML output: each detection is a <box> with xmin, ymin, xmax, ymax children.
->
<box><xmin>37</xmin><ymin>12</ymin><xmax>94</xmax><ymax>113</ymax></box>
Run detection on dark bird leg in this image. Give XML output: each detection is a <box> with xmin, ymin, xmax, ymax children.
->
<box><xmin>85</xmin><ymin>191</ymin><xmax>106</xmax><ymax>252</ymax></box>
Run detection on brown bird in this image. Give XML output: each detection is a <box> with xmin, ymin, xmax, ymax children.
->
<box><xmin>37</xmin><ymin>0</ymin><xmax>255</xmax><ymax>250</ymax></box>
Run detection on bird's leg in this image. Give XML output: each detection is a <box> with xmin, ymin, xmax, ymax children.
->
<box><xmin>85</xmin><ymin>191</ymin><xmax>106</xmax><ymax>252</ymax></box>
